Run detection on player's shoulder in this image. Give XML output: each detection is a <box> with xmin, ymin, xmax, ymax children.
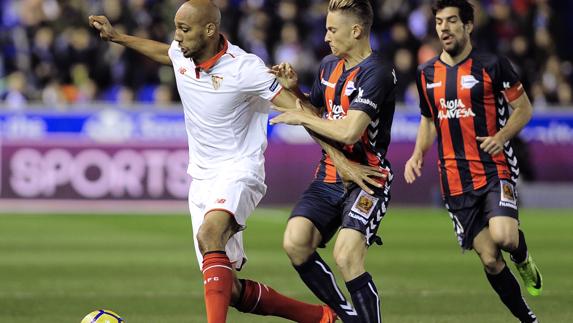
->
<box><xmin>417</xmin><ymin>55</ymin><xmax>440</xmax><ymax>73</ymax></box>
<box><xmin>168</xmin><ymin>40</ymin><xmax>182</xmax><ymax>58</ymax></box>
<box><xmin>469</xmin><ymin>50</ymin><xmax>504</xmax><ymax>69</ymax></box>
<box><xmin>318</xmin><ymin>54</ymin><xmax>340</xmax><ymax>70</ymax></box>
<box><xmin>360</xmin><ymin>51</ymin><xmax>393</xmax><ymax>75</ymax></box>
<box><xmin>225</xmin><ymin>43</ymin><xmax>267</xmax><ymax>70</ymax></box>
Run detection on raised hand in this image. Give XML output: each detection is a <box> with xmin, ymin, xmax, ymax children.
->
<box><xmin>269</xmin><ymin>62</ymin><xmax>298</xmax><ymax>90</ymax></box>
<box><xmin>88</xmin><ymin>15</ymin><xmax>119</xmax><ymax>41</ymax></box>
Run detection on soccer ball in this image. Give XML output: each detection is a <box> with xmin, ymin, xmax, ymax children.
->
<box><xmin>81</xmin><ymin>309</ymin><xmax>124</xmax><ymax>323</ymax></box>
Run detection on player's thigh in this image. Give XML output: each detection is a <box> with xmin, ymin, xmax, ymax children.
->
<box><xmin>484</xmin><ymin>180</ymin><xmax>520</xmax><ymax>248</ymax></box>
<box><xmin>340</xmin><ymin>184</ymin><xmax>391</xmax><ymax>246</ymax></box>
<box><xmin>444</xmin><ymin>194</ymin><xmax>487</xmax><ymax>251</ymax></box>
<box><xmin>290</xmin><ymin>181</ymin><xmax>346</xmax><ymax>247</ymax></box>
<box><xmin>202</xmin><ymin>171</ymin><xmax>266</xmax><ymax>227</ymax></box>
<box><xmin>188</xmin><ymin>172</ymin><xmax>265</xmax><ymax>268</ymax></box>
<box><xmin>283</xmin><ymin>217</ymin><xmax>322</xmax><ymax>251</ymax></box>
<box><xmin>488</xmin><ymin>216</ymin><xmax>519</xmax><ymax>249</ymax></box>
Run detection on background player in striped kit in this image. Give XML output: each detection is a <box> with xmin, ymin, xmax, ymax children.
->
<box><xmin>88</xmin><ymin>0</ymin><xmax>344</xmax><ymax>322</ymax></box>
<box><xmin>271</xmin><ymin>0</ymin><xmax>396</xmax><ymax>322</ymax></box>
<box><xmin>404</xmin><ymin>1</ymin><xmax>542</xmax><ymax>322</ymax></box>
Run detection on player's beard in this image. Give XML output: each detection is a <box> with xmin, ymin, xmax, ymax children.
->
<box><xmin>184</xmin><ymin>35</ymin><xmax>207</xmax><ymax>59</ymax></box>
<box><xmin>443</xmin><ymin>36</ymin><xmax>468</xmax><ymax>57</ymax></box>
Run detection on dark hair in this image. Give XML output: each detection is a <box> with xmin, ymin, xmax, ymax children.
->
<box><xmin>328</xmin><ymin>0</ymin><xmax>373</xmax><ymax>32</ymax></box>
<box><xmin>432</xmin><ymin>0</ymin><xmax>474</xmax><ymax>24</ymax></box>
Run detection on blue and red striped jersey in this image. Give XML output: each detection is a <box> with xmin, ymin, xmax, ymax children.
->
<box><xmin>417</xmin><ymin>50</ymin><xmax>524</xmax><ymax>197</ymax></box>
<box><xmin>309</xmin><ymin>53</ymin><xmax>396</xmax><ymax>183</ymax></box>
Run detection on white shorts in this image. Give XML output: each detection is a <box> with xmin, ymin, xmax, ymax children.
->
<box><xmin>188</xmin><ymin>170</ymin><xmax>266</xmax><ymax>270</ymax></box>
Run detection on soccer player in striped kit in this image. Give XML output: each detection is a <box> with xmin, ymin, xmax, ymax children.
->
<box><xmin>271</xmin><ymin>1</ymin><xmax>396</xmax><ymax>322</ymax></box>
<box><xmin>404</xmin><ymin>1</ymin><xmax>542</xmax><ymax>322</ymax></box>
<box><xmin>88</xmin><ymin>1</ymin><xmax>344</xmax><ymax>322</ymax></box>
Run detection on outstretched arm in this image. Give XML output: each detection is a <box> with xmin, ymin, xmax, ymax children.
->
<box><xmin>89</xmin><ymin>15</ymin><xmax>171</xmax><ymax>66</ymax></box>
<box><xmin>270</xmin><ymin>102</ymin><xmax>371</xmax><ymax>145</ymax></box>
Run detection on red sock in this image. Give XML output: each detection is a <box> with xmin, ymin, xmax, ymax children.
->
<box><xmin>235</xmin><ymin>279</ymin><xmax>323</xmax><ymax>323</ymax></box>
<box><xmin>202</xmin><ymin>252</ymin><xmax>233</xmax><ymax>323</ymax></box>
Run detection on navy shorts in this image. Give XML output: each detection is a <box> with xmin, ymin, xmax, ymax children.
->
<box><xmin>291</xmin><ymin>175</ymin><xmax>392</xmax><ymax>247</ymax></box>
<box><xmin>444</xmin><ymin>179</ymin><xmax>519</xmax><ymax>250</ymax></box>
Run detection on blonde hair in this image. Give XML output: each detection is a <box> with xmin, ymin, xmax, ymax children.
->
<box><xmin>328</xmin><ymin>0</ymin><xmax>373</xmax><ymax>31</ymax></box>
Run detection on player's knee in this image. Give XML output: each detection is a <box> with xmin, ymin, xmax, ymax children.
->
<box><xmin>333</xmin><ymin>250</ymin><xmax>359</xmax><ymax>273</ymax></box>
<box><xmin>480</xmin><ymin>254</ymin><xmax>504</xmax><ymax>274</ymax></box>
<box><xmin>283</xmin><ymin>236</ymin><xmax>314</xmax><ymax>265</ymax></box>
<box><xmin>493</xmin><ymin>235</ymin><xmax>518</xmax><ymax>251</ymax></box>
<box><xmin>196</xmin><ymin>223</ymin><xmax>225</xmax><ymax>253</ymax></box>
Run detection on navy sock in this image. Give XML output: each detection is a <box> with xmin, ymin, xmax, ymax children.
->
<box><xmin>346</xmin><ymin>272</ymin><xmax>381</xmax><ymax>323</ymax></box>
<box><xmin>294</xmin><ymin>252</ymin><xmax>359</xmax><ymax>322</ymax></box>
<box><xmin>486</xmin><ymin>265</ymin><xmax>537</xmax><ymax>323</ymax></box>
<box><xmin>510</xmin><ymin>230</ymin><xmax>528</xmax><ymax>264</ymax></box>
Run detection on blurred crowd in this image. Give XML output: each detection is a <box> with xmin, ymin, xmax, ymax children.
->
<box><xmin>1</xmin><ymin>0</ymin><xmax>572</xmax><ymax>110</ymax></box>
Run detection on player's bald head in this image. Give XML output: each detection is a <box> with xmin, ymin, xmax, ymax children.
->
<box><xmin>177</xmin><ymin>0</ymin><xmax>221</xmax><ymax>27</ymax></box>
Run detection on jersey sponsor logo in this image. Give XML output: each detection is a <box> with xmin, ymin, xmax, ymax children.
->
<box><xmin>344</xmin><ymin>81</ymin><xmax>356</xmax><ymax>96</ymax></box>
<box><xmin>328</xmin><ymin>100</ymin><xmax>346</xmax><ymax>119</ymax></box>
<box><xmin>461</xmin><ymin>75</ymin><xmax>479</xmax><ymax>89</ymax></box>
<box><xmin>392</xmin><ymin>68</ymin><xmax>397</xmax><ymax>84</ymax></box>
<box><xmin>215</xmin><ymin>198</ymin><xmax>226</xmax><ymax>204</ymax></box>
<box><xmin>353</xmin><ymin>87</ymin><xmax>378</xmax><ymax>110</ymax></box>
<box><xmin>321</xmin><ymin>77</ymin><xmax>336</xmax><ymax>88</ymax></box>
<box><xmin>503</xmin><ymin>81</ymin><xmax>511</xmax><ymax>89</ymax></box>
<box><xmin>437</xmin><ymin>98</ymin><xmax>476</xmax><ymax>120</ymax></box>
<box><xmin>427</xmin><ymin>81</ymin><xmax>442</xmax><ymax>89</ymax></box>
<box><xmin>179</xmin><ymin>67</ymin><xmax>187</xmax><ymax>75</ymax></box>
<box><xmin>269</xmin><ymin>79</ymin><xmax>279</xmax><ymax>92</ymax></box>
<box><xmin>211</xmin><ymin>75</ymin><xmax>224</xmax><ymax>90</ymax></box>
<box><xmin>499</xmin><ymin>180</ymin><xmax>517</xmax><ymax>210</ymax></box>
<box><xmin>350</xmin><ymin>190</ymin><xmax>379</xmax><ymax>220</ymax></box>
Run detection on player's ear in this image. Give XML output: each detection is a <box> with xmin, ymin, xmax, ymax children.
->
<box><xmin>465</xmin><ymin>21</ymin><xmax>474</xmax><ymax>35</ymax></box>
<box><xmin>351</xmin><ymin>24</ymin><xmax>363</xmax><ymax>39</ymax></box>
<box><xmin>205</xmin><ymin>22</ymin><xmax>217</xmax><ymax>37</ymax></box>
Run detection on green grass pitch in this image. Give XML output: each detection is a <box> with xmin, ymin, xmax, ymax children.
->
<box><xmin>0</xmin><ymin>207</ymin><xmax>572</xmax><ymax>322</ymax></box>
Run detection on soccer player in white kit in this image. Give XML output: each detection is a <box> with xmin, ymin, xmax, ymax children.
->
<box><xmin>89</xmin><ymin>1</ymin><xmax>347</xmax><ymax>322</ymax></box>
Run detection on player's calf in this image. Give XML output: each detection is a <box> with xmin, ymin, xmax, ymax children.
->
<box><xmin>233</xmin><ymin>279</ymin><xmax>328</xmax><ymax>323</ymax></box>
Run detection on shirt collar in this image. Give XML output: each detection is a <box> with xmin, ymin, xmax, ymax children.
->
<box><xmin>195</xmin><ymin>35</ymin><xmax>228</xmax><ymax>72</ymax></box>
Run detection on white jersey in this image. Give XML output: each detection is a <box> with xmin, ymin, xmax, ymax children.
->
<box><xmin>168</xmin><ymin>37</ymin><xmax>282</xmax><ymax>179</ymax></box>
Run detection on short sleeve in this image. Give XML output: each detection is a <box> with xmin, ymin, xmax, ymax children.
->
<box><xmin>349</xmin><ymin>65</ymin><xmax>396</xmax><ymax>120</ymax></box>
<box><xmin>495</xmin><ymin>56</ymin><xmax>524</xmax><ymax>102</ymax></box>
<box><xmin>238</xmin><ymin>55</ymin><xmax>282</xmax><ymax>101</ymax></box>
<box><xmin>416</xmin><ymin>68</ymin><xmax>432</xmax><ymax>117</ymax></box>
